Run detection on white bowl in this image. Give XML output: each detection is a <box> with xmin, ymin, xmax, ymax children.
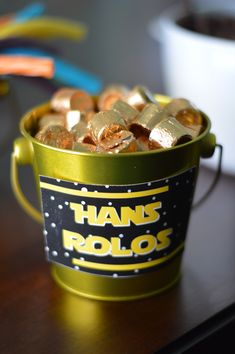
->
<box><xmin>149</xmin><ymin>1</ymin><xmax>235</xmax><ymax>175</ymax></box>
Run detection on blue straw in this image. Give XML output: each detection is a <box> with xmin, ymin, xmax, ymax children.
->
<box><xmin>1</xmin><ymin>47</ymin><xmax>103</xmax><ymax>94</ymax></box>
<box><xmin>14</xmin><ymin>2</ymin><xmax>45</xmax><ymax>23</ymax></box>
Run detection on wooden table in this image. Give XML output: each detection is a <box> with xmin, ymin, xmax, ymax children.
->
<box><xmin>1</xmin><ymin>161</ymin><xmax>235</xmax><ymax>354</ymax></box>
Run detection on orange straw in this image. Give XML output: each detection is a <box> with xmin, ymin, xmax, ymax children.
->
<box><xmin>0</xmin><ymin>55</ymin><xmax>54</xmax><ymax>78</ymax></box>
<box><xmin>0</xmin><ymin>15</ymin><xmax>13</xmax><ymax>27</ymax></box>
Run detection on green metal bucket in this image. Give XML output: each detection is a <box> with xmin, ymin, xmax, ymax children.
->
<box><xmin>11</xmin><ymin>95</ymin><xmax>216</xmax><ymax>301</ymax></box>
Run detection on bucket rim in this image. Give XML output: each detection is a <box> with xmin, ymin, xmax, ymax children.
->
<box><xmin>19</xmin><ymin>94</ymin><xmax>212</xmax><ymax>158</ymax></box>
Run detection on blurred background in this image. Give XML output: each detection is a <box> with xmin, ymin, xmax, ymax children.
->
<box><xmin>0</xmin><ymin>0</ymin><xmax>178</xmax><ymax>198</ymax></box>
<box><xmin>1</xmin><ymin>0</ymin><xmax>234</xmax><ymax>198</ymax></box>
<box><xmin>0</xmin><ymin>0</ymin><xmax>178</xmax><ymax>104</ymax></box>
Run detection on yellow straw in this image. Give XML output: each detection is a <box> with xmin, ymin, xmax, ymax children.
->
<box><xmin>0</xmin><ymin>80</ymin><xmax>9</xmax><ymax>95</ymax></box>
<box><xmin>0</xmin><ymin>17</ymin><xmax>87</xmax><ymax>40</ymax></box>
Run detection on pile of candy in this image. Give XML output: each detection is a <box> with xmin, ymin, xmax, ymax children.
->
<box><xmin>35</xmin><ymin>85</ymin><xmax>204</xmax><ymax>153</ymax></box>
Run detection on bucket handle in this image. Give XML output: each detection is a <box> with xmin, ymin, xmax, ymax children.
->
<box><xmin>193</xmin><ymin>143</ymin><xmax>223</xmax><ymax>209</ymax></box>
<box><xmin>11</xmin><ymin>137</ymin><xmax>43</xmax><ymax>224</ymax></box>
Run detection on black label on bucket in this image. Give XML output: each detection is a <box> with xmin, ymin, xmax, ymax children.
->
<box><xmin>40</xmin><ymin>167</ymin><xmax>196</xmax><ymax>277</ymax></box>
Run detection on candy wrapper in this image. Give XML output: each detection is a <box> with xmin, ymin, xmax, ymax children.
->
<box><xmin>35</xmin><ymin>85</ymin><xmax>204</xmax><ymax>153</ymax></box>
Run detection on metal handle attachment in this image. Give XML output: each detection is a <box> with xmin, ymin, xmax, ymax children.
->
<box><xmin>193</xmin><ymin>143</ymin><xmax>223</xmax><ymax>209</ymax></box>
<box><xmin>11</xmin><ymin>137</ymin><xmax>43</xmax><ymax>223</ymax></box>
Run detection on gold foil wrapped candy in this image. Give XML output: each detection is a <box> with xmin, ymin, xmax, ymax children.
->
<box><xmin>89</xmin><ymin>110</ymin><xmax>127</xmax><ymax>143</ymax></box>
<box><xmin>136</xmin><ymin>136</ymin><xmax>153</xmax><ymax>151</ymax></box>
<box><xmin>51</xmin><ymin>88</ymin><xmax>75</xmax><ymax>112</ymax></box>
<box><xmin>49</xmin><ymin>88</ymin><xmax>95</xmax><ymax>138</ymax></box>
<box><xmin>99</xmin><ymin>130</ymin><xmax>136</xmax><ymax>153</ymax></box>
<box><xmin>109</xmin><ymin>135</ymin><xmax>137</xmax><ymax>153</ymax></box>
<box><xmin>71</xmin><ymin>121</ymin><xmax>94</xmax><ymax>144</ymax></box>
<box><xmin>125</xmin><ymin>85</ymin><xmax>159</xmax><ymax>111</ymax></box>
<box><xmin>51</xmin><ymin>88</ymin><xmax>94</xmax><ymax>113</ymax></box>
<box><xmin>34</xmin><ymin>85</ymin><xmax>205</xmax><ymax>153</ymax></box>
<box><xmin>112</xmin><ymin>100</ymin><xmax>138</xmax><ymax>125</ymax></box>
<box><xmin>35</xmin><ymin>125</ymin><xmax>74</xmax><ymax>149</ymax></box>
<box><xmin>184</xmin><ymin>124</ymin><xmax>203</xmax><ymax>139</ymax></box>
<box><xmin>130</xmin><ymin>103</ymin><xmax>164</xmax><ymax>137</ymax></box>
<box><xmin>149</xmin><ymin>117</ymin><xmax>193</xmax><ymax>148</ymax></box>
<box><xmin>97</xmin><ymin>85</ymin><xmax>129</xmax><ymax>111</ymax></box>
<box><xmin>65</xmin><ymin>110</ymin><xmax>82</xmax><ymax>131</ymax></box>
<box><xmin>38</xmin><ymin>113</ymin><xmax>65</xmax><ymax>130</ymax></box>
<box><xmin>164</xmin><ymin>98</ymin><xmax>191</xmax><ymax>115</ymax></box>
<box><xmin>84</xmin><ymin>110</ymin><xmax>96</xmax><ymax>123</ymax></box>
<box><xmin>164</xmin><ymin>98</ymin><xmax>203</xmax><ymax>127</ymax></box>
